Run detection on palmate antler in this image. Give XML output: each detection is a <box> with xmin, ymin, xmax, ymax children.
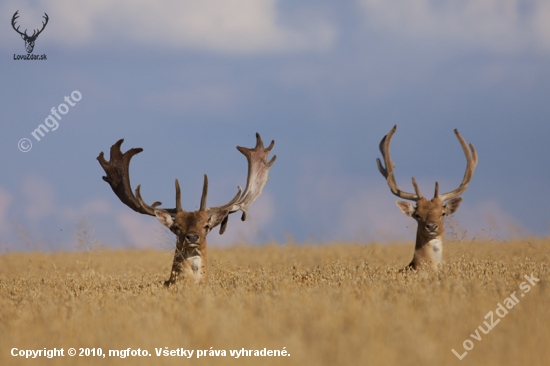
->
<box><xmin>97</xmin><ymin>139</ymin><xmax>177</xmax><ymax>216</ymax></box>
<box><xmin>97</xmin><ymin>133</ymin><xmax>276</xmax><ymax>233</ymax></box>
<box><xmin>377</xmin><ymin>125</ymin><xmax>478</xmax><ymax>201</ymax></box>
<box><xmin>206</xmin><ymin>133</ymin><xmax>276</xmax><ymax>233</ymax></box>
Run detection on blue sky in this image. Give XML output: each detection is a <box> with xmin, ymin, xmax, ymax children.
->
<box><xmin>1</xmin><ymin>0</ymin><xmax>549</xmax><ymax>250</ymax></box>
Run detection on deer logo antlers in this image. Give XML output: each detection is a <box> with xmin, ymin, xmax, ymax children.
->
<box><xmin>12</xmin><ymin>10</ymin><xmax>49</xmax><ymax>54</ymax></box>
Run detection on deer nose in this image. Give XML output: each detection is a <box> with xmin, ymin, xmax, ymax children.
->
<box><xmin>425</xmin><ymin>223</ymin><xmax>438</xmax><ymax>232</ymax></box>
<box><xmin>185</xmin><ymin>233</ymin><xmax>199</xmax><ymax>243</ymax></box>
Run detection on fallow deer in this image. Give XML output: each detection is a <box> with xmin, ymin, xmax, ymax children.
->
<box><xmin>377</xmin><ymin>126</ymin><xmax>478</xmax><ymax>271</ymax></box>
<box><xmin>97</xmin><ymin>133</ymin><xmax>276</xmax><ymax>285</ymax></box>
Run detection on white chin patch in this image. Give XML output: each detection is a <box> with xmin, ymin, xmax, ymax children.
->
<box><xmin>189</xmin><ymin>256</ymin><xmax>201</xmax><ymax>273</ymax></box>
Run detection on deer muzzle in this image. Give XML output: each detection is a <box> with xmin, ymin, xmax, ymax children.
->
<box><xmin>425</xmin><ymin>222</ymin><xmax>439</xmax><ymax>234</ymax></box>
<box><xmin>185</xmin><ymin>233</ymin><xmax>199</xmax><ymax>243</ymax></box>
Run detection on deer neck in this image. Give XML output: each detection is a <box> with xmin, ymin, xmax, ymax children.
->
<box><xmin>168</xmin><ymin>238</ymin><xmax>208</xmax><ymax>284</ymax></box>
<box><xmin>185</xmin><ymin>239</ymin><xmax>208</xmax><ymax>283</ymax></box>
<box><xmin>411</xmin><ymin>230</ymin><xmax>443</xmax><ymax>270</ymax></box>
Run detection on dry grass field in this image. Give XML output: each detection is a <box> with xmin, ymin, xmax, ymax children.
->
<box><xmin>1</xmin><ymin>238</ymin><xmax>549</xmax><ymax>365</ymax></box>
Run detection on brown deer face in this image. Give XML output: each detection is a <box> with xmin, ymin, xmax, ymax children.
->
<box><xmin>155</xmin><ymin>210</ymin><xmax>211</xmax><ymax>249</ymax></box>
<box><xmin>396</xmin><ymin>197</ymin><xmax>462</xmax><ymax>239</ymax></box>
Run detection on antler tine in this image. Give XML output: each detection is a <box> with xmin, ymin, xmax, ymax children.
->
<box><xmin>265</xmin><ymin>139</ymin><xmax>275</xmax><ymax>154</ymax></box>
<box><xmin>217</xmin><ymin>187</ymin><xmax>243</xmax><ymax>234</ymax></box>
<box><xmin>438</xmin><ymin>129</ymin><xmax>478</xmax><ymax>201</ymax></box>
<box><xmin>98</xmin><ymin>139</ymin><xmax>179</xmax><ymax>216</ymax></box>
<box><xmin>376</xmin><ymin>128</ymin><xmax>393</xmax><ymax>179</ymax></box>
<box><xmin>175</xmin><ymin>179</ymin><xmax>182</xmax><ymax>212</ymax></box>
<box><xmin>135</xmin><ymin>184</ymin><xmax>166</xmax><ymax>215</ymax></box>
<box><xmin>205</xmin><ymin>133</ymin><xmax>275</xmax><ymax>234</ymax></box>
<box><xmin>11</xmin><ymin>11</ymin><xmax>25</xmax><ymax>36</ymax></box>
<box><xmin>377</xmin><ymin>125</ymin><xmax>419</xmax><ymax>201</ymax></box>
<box><xmin>200</xmin><ymin>175</ymin><xmax>208</xmax><ymax>212</ymax></box>
<box><xmin>35</xmin><ymin>13</ymin><xmax>48</xmax><ymax>36</ymax></box>
<box><xmin>411</xmin><ymin>177</ymin><xmax>423</xmax><ymax>199</ymax></box>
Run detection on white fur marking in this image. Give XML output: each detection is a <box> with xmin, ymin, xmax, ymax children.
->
<box><xmin>429</xmin><ymin>238</ymin><xmax>443</xmax><ymax>263</ymax></box>
<box><xmin>189</xmin><ymin>256</ymin><xmax>202</xmax><ymax>275</ymax></box>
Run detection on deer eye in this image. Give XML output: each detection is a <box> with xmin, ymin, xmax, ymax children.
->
<box><xmin>441</xmin><ymin>212</ymin><xmax>447</xmax><ymax>217</ymax></box>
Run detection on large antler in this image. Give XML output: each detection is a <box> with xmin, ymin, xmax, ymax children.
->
<box><xmin>11</xmin><ymin>11</ymin><xmax>49</xmax><ymax>39</ymax></box>
<box><xmin>437</xmin><ymin>129</ymin><xmax>478</xmax><ymax>201</ymax></box>
<box><xmin>97</xmin><ymin>139</ymin><xmax>180</xmax><ymax>216</ymax></box>
<box><xmin>377</xmin><ymin>125</ymin><xmax>421</xmax><ymax>201</ymax></box>
<box><xmin>377</xmin><ymin>126</ymin><xmax>478</xmax><ymax>202</ymax></box>
<box><xmin>205</xmin><ymin>133</ymin><xmax>276</xmax><ymax>234</ymax></box>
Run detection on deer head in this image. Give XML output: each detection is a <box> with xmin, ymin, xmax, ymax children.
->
<box><xmin>97</xmin><ymin>133</ymin><xmax>276</xmax><ymax>285</ymax></box>
<box><xmin>377</xmin><ymin>126</ymin><xmax>478</xmax><ymax>270</ymax></box>
<box><xmin>12</xmin><ymin>11</ymin><xmax>49</xmax><ymax>54</ymax></box>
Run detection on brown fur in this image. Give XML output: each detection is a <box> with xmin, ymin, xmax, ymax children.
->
<box><xmin>397</xmin><ymin>197</ymin><xmax>462</xmax><ymax>270</ymax></box>
<box><xmin>156</xmin><ymin>210</ymin><xmax>210</xmax><ymax>285</ymax></box>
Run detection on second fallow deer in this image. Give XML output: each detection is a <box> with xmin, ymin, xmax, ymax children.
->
<box><xmin>98</xmin><ymin>133</ymin><xmax>276</xmax><ymax>285</ymax></box>
<box><xmin>377</xmin><ymin>126</ymin><xmax>478</xmax><ymax>271</ymax></box>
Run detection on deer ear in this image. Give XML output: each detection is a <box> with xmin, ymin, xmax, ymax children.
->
<box><xmin>444</xmin><ymin>197</ymin><xmax>462</xmax><ymax>215</ymax></box>
<box><xmin>396</xmin><ymin>201</ymin><xmax>415</xmax><ymax>217</ymax></box>
<box><xmin>154</xmin><ymin>209</ymin><xmax>174</xmax><ymax>228</ymax></box>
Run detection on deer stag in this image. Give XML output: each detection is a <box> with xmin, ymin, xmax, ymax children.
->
<box><xmin>97</xmin><ymin>133</ymin><xmax>276</xmax><ymax>285</ymax></box>
<box><xmin>377</xmin><ymin>126</ymin><xmax>478</xmax><ymax>271</ymax></box>
<box><xmin>11</xmin><ymin>11</ymin><xmax>49</xmax><ymax>54</ymax></box>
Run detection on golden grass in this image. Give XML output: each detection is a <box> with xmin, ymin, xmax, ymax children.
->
<box><xmin>1</xmin><ymin>238</ymin><xmax>549</xmax><ymax>365</ymax></box>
